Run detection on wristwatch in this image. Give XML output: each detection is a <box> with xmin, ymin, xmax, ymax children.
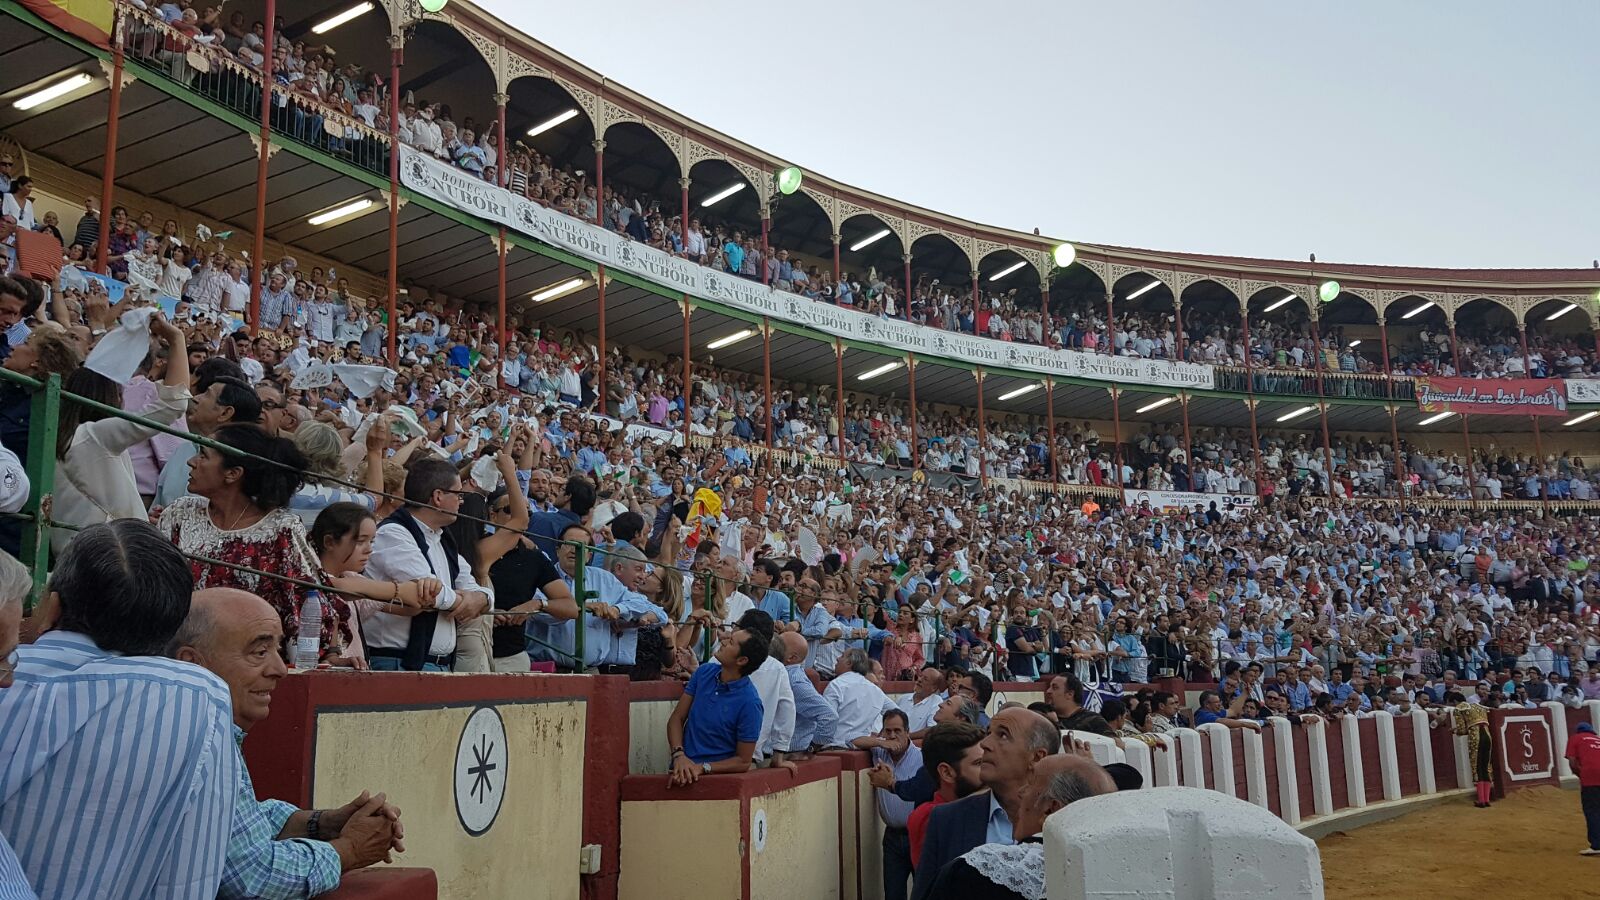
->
<box><xmin>701</xmin><ymin>762</ymin><xmax>711</xmax><ymax>775</ymax></box>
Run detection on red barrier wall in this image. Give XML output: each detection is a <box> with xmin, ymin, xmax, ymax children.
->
<box><xmin>1357</xmin><ymin>718</ymin><xmax>1384</xmax><ymax>801</ymax></box>
<box><xmin>1492</xmin><ymin>708</ymin><xmax>1561</xmax><ymax>794</ymax></box>
<box><xmin>1430</xmin><ymin>719</ymin><xmax>1461</xmax><ymax>790</ymax></box>
<box><xmin>1229</xmin><ymin>729</ymin><xmax>1248</xmax><ymax>801</ymax></box>
<box><xmin>1393</xmin><ymin>717</ymin><xmax>1421</xmax><ymax>796</ymax></box>
<box><xmin>1292</xmin><ymin>726</ymin><xmax>1316</xmax><ymax>815</ymax></box>
<box><xmin>1260</xmin><ymin>728</ymin><xmax>1283</xmax><ymax>817</ymax></box>
<box><xmin>1324</xmin><ymin>725</ymin><xmax>1350</xmax><ymax>811</ymax></box>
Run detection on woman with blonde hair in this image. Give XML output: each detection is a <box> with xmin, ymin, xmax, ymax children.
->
<box><xmin>285</xmin><ymin>418</ymin><xmax>386</xmax><ymax>530</ymax></box>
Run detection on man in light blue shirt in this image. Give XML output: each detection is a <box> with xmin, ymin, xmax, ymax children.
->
<box><xmin>595</xmin><ymin>545</ymin><xmax>669</xmax><ymax>669</ymax></box>
<box><xmin>0</xmin><ymin>521</ymin><xmax>239</xmax><ymax>900</ymax></box>
<box><xmin>775</xmin><ymin>632</ymin><xmax>837</xmax><ymax>751</ymax></box>
<box><xmin>528</xmin><ymin>528</ymin><xmax>660</xmax><ymax>671</ymax></box>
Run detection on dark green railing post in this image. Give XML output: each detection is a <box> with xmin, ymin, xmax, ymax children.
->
<box><xmin>20</xmin><ymin>374</ymin><xmax>60</xmax><ymax>612</ymax></box>
<box><xmin>573</xmin><ymin>543</ymin><xmax>588</xmax><ymax>673</ymax></box>
<box><xmin>700</xmin><ymin>574</ymin><xmax>715</xmax><ymax>663</ymax></box>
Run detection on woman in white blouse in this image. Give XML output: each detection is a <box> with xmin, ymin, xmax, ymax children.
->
<box><xmin>51</xmin><ymin>313</ymin><xmax>189</xmax><ymax>553</ymax></box>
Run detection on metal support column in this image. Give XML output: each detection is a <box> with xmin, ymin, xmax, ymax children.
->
<box><xmin>95</xmin><ymin>13</ymin><xmax>125</xmax><ymax>276</ymax></box>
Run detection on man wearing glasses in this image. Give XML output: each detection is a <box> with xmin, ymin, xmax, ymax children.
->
<box><xmin>0</xmin><ymin>156</ymin><xmax>13</xmax><ymax>195</ymax></box>
<box><xmin>362</xmin><ymin>458</ymin><xmax>492</xmax><ymax>671</ymax></box>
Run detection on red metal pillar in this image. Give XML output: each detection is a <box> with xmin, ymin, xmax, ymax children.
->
<box><xmin>830</xmin><ymin>234</ymin><xmax>840</xmax><ymax>288</ymax></box>
<box><xmin>1310</xmin><ymin>313</ymin><xmax>1337</xmax><ymax>499</ymax></box>
<box><xmin>681</xmin><ymin>297</ymin><xmax>692</xmax><ymax>445</ymax></box>
<box><xmin>907</xmin><ymin>354</ymin><xmax>919</xmax><ymax>469</ymax></box>
<box><xmin>497</xmin><ymin>93</ymin><xmax>509</xmax><ymax>189</ymax></box>
<box><xmin>1174</xmin><ymin>298</ymin><xmax>1186</xmax><ymax>361</ymax></box>
<box><xmin>971</xmin><ymin>270</ymin><xmax>980</xmax><ymax>321</ymax></box>
<box><xmin>95</xmin><ymin>12</ymin><xmax>125</xmax><ymax>276</ymax></box>
<box><xmin>834</xmin><ymin>340</ymin><xmax>846</xmax><ymax>459</ymax></box>
<box><xmin>1041</xmin><ymin>284</ymin><xmax>1053</xmax><ymax>346</ymax></box>
<box><xmin>759</xmin><ymin>209</ymin><xmax>770</xmax><ymax>285</ymax></box>
<box><xmin>494</xmin><ymin>97</ymin><xmax>508</xmax><ymax>391</ymax></box>
<box><xmin>1046</xmin><ymin>379</ymin><xmax>1057</xmax><ymax>484</ymax></box>
<box><xmin>250</xmin><ymin>0</ymin><xmax>279</xmax><ymax>335</ymax></box>
<box><xmin>1378</xmin><ymin>314</ymin><xmax>1405</xmax><ymax>495</ymax></box>
<box><xmin>762</xmin><ymin>318</ymin><xmax>773</xmax><ymax>464</ymax></box>
<box><xmin>903</xmin><ymin>255</ymin><xmax>913</xmax><ymax>321</ymax></box>
<box><xmin>1110</xmin><ymin>386</ymin><xmax>1123</xmax><ymax>489</ymax></box>
<box><xmin>975</xmin><ymin>367</ymin><xmax>987</xmax><ymax>484</ymax></box>
<box><xmin>1248</xmin><ymin>398</ymin><xmax>1264</xmax><ymax>496</ymax></box>
<box><xmin>383</xmin><ymin>36</ymin><xmax>400</xmax><ymax>361</ymax></box>
<box><xmin>1104</xmin><ymin>290</ymin><xmax>1115</xmax><ymax>354</ymax></box>
<box><xmin>1521</xmin><ymin>324</ymin><xmax>1549</xmax><ymax>506</ymax></box>
<box><xmin>1181</xmin><ymin>393</ymin><xmax>1193</xmax><ymax>466</ymax></box>
<box><xmin>592</xmin><ymin>139</ymin><xmax>608</xmax><ymax>414</ymax></box>
<box><xmin>679</xmin><ymin>177</ymin><xmax>690</xmax><ymax>254</ymax></box>
<box><xmin>1447</xmin><ymin>318</ymin><xmax>1479</xmax><ymax>503</ymax></box>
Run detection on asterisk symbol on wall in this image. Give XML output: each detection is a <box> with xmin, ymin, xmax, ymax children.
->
<box><xmin>468</xmin><ymin>734</ymin><xmax>497</xmax><ymax>803</ymax></box>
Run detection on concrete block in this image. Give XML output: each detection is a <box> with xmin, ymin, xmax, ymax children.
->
<box><xmin>1120</xmin><ymin>737</ymin><xmax>1154</xmax><ymax>789</ymax></box>
<box><xmin>1239</xmin><ymin>725</ymin><xmax>1267</xmax><ymax>808</ymax></box>
<box><xmin>1045</xmin><ymin>786</ymin><xmax>1324</xmax><ymax>900</ymax></box>
<box><xmin>1407</xmin><ymin>708</ymin><xmax>1435</xmax><ymax>794</ymax></box>
<box><xmin>1542</xmin><ymin>701</ymin><xmax>1572</xmax><ymax>779</ymax></box>
<box><xmin>1174</xmin><ymin>728</ymin><xmax>1206</xmax><ymax>788</ymax></box>
<box><xmin>1198</xmin><ymin>723</ymin><xmax>1235</xmax><ymax>797</ymax></box>
<box><xmin>1339</xmin><ymin>715</ymin><xmax>1366</xmax><ymax>808</ymax></box>
<box><xmin>1587</xmin><ymin>699</ymin><xmax>1600</xmax><ymax>732</ymax></box>
<box><xmin>1149</xmin><ymin>733</ymin><xmax>1181</xmax><ymax>788</ymax></box>
<box><xmin>1304</xmin><ymin>718</ymin><xmax>1333</xmax><ymax>817</ymax></box>
<box><xmin>1372</xmin><ymin>711</ymin><xmax>1401</xmax><ymax>801</ymax></box>
<box><xmin>1269</xmin><ymin>716</ymin><xmax>1301</xmax><ymax>825</ymax></box>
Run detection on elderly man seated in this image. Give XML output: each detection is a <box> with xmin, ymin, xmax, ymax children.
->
<box><xmin>169</xmin><ymin>587</ymin><xmax>403</xmax><ymax>899</ymax></box>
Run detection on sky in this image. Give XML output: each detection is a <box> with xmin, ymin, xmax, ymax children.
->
<box><xmin>479</xmin><ymin>1</ymin><xmax>1598</xmax><ymax>270</ymax></box>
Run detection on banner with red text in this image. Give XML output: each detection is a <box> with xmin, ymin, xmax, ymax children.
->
<box><xmin>1414</xmin><ymin>377</ymin><xmax>1568</xmax><ymax>417</ymax></box>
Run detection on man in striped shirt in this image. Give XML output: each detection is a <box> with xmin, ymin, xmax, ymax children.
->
<box><xmin>0</xmin><ymin>521</ymin><xmax>238</xmax><ymax>900</ymax></box>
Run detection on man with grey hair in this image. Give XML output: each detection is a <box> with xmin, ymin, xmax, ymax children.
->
<box><xmin>922</xmin><ymin>753</ymin><xmax>1115</xmax><ymax>899</ymax></box>
<box><xmin>823</xmin><ymin>647</ymin><xmax>899</xmax><ymax>748</ymax></box>
<box><xmin>912</xmin><ymin>708</ymin><xmax>1062</xmax><ymax>900</ymax></box>
<box><xmin>592</xmin><ymin>541</ymin><xmax>669</xmax><ymax>675</ymax></box>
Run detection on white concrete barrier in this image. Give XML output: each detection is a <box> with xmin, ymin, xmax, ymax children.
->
<box><xmin>1372</xmin><ymin>711</ymin><xmax>1402</xmax><ymax>802</ymax></box>
<box><xmin>1240</xmin><ymin>726</ymin><xmax>1268</xmax><ymax>809</ymax></box>
<box><xmin>1269</xmin><ymin>717</ymin><xmax>1302</xmax><ymax>825</ymax></box>
<box><xmin>1339</xmin><ymin>715</ymin><xmax>1367</xmax><ymax>808</ymax></box>
<box><xmin>1120</xmin><ymin>737</ymin><xmax>1154</xmax><ymax>789</ymax></box>
<box><xmin>1173</xmin><ymin>728</ymin><xmax>1206</xmax><ymax>788</ymax></box>
<box><xmin>1304</xmin><ymin>718</ymin><xmax>1334</xmax><ymax>817</ymax></box>
<box><xmin>1149</xmin><ymin>733</ymin><xmax>1181</xmax><ymax>787</ymax></box>
<box><xmin>1063</xmin><ymin>730</ymin><xmax>1125</xmax><ymax>768</ymax></box>
<box><xmin>1543</xmin><ymin>701</ymin><xmax>1572</xmax><ymax>780</ymax></box>
<box><xmin>1407</xmin><ymin>708</ymin><xmax>1436</xmax><ymax>795</ymax></box>
<box><xmin>1198</xmin><ymin>723</ymin><xmax>1236</xmax><ymax>797</ymax></box>
<box><xmin>1045</xmin><ymin>786</ymin><xmax>1325</xmax><ymax>900</ymax></box>
<box><xmin>1587</xmin><ymin>699</ymin><xmax>1600</xmax><ymax>732</ymax></box>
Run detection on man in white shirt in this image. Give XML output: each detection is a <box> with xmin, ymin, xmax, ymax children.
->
<box><xmin>824</xmin><ymin>648</ymin><xmax>899</xmax><ymax>748</ymax></box>
<box><xmin>362</xmin><ymin>458</ymin><xmax>492</xmax><ymax>670</ymax></box>
<box><xmin>735</xmin><ymin>611</ymin><xmax>794</xmax><ymax>766</ymax></box>
<box><xmin>898</xmin><ymin>664</ymin><xmax>947</xmax><ymax>739</ymax></box>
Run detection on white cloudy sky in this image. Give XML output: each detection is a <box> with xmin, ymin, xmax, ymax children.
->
<box><xmin>480</xmin><ymin>0</ymin><xmax>1598</xmax><ymax>269</ymax></box>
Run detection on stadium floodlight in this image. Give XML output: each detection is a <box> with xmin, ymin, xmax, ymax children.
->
<box><xmin>1052</xmin><ymin>243</ymin><xmax>1076</xmax><ymax>268</ymax></box>
<box><xmin>1546</xmin><ymin>303</ymin><xmax>1577</xmax><ymax>321</ymax></box>
<box><xmin>1135</xmin><ymin>397</ymin><xmax>1176</xmax><ymax>414</ymax></box>
<box><xmin>1565</xmin><ymin>411</ymin><xmax>1599</xmax><ymax>427</ymax></box>
<box><xmin>1125</xmin><ymin>280</ymin><xmax>1161</xmax><ymax>300</ymax></box>
<box><xmin>856</xmin><ymin>361</ymin><xmax>901</xmax><ymax>381</ymax></box>
<box><xmin>419</xmin><ymin>0</ymin><xmax>449</xmax><ymax>11</ymax></box>
<box><xmin>706</xmin><ymin>329</ymin><xmax>754</xmax><ymax>350</ymax></box>
<box><xmin>988</xmin><ymin>261</ymin><xmax>1026</xmax><ymax>282</ymax></box>
<box><xmin>312</xmin><ymin>2</ymin><xmax>374</xmax><ymax>34</ymax></box>
<box><xmin>529</xmin><ymin>277</ymin><xmax>587</xmax><ymax>303</ymax></box>
<box><xmin>775</xmin><ymin>166</ymin><xmax>803</xmax><ymax>195</ymax></box>
<box><xmin>700</xmin><ymin>183</ymin><xmax>745</xmax><ymax>208</ymax></box>
<box><xmin>13</xmin><ymin>72</ymin><xmax>95</xmax><ymax>110</ymax></box>
<box><xmin>306</xmin><ymin>198</ymin><xmax>376</xmax><ymax>226</ymax></box>
<box><xmin>1417</xmin><ymin>411</ymin><xmax>1454</xmax><ymax>426</ymax></box>
<box><xmin>1402</xmin><ymin>301</ymin><xmax>1435</xmax><ymax>319</ymax></box>
<box><xmin>1318</xmin><ymin>280</ymin><xmax>1341</xmax><ymax>303</ymax></box>
<box><xmin>1347</xmin><ymin>340</ymin><xmax>1361</xmax><ymax>348</ymax></box>
<box><xmin>849</xmin><ymin>229</ymin><xmax>891</xmax><ymax>252</ymax></box>
<box><xmin>1275</xmin><ymin>405</ymin><xmax>1316</xmax><ymax>423</ymax></box>
<box><xmin>1263</xmin><ymin>292</ymin><xmax>1298</xmax><ymax>313</ymax></box>
<box><xmin>526</xmin><ymin>109</ymin><xmax>580</xmax><ymax>138</ymax></box>
<box><xmin>998</xmin><ymin>384</ymin><xmax>1040</xmax><ymax>401</ymax></box>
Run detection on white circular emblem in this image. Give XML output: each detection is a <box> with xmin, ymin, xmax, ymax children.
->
<box><xmin>751</xmin><ymin>809</ymin><xmax>768</xmax><ymax>853</ymax></box>
<box><xmin>454</xmin><ymin>706</ymin><xmax>508</xmax><ymax>836</ymax></box>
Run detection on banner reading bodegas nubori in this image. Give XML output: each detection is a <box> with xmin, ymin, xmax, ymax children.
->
<box><xmin>1414</xmin><ymin>376</ymin><xmax>1568</xmax><ymax>417</ymax></box>
<box><xmin>399</xmin><ymin>148</ymin><xmax>1216</xmax><ymax>391</ymax></box>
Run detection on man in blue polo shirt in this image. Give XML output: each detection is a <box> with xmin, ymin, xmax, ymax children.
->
<box><xmin>666</xmin><ymin>625</ymin><xmax>769</xmax><ymax>786</ymax></box>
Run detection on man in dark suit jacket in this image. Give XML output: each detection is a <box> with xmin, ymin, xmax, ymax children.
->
<box><xmin>910</xmin><ymin>708</ymin><xmax>1060</xmax><ymax>900</ymax></box>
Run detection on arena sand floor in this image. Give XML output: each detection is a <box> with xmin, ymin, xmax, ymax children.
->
<box><xmin>1317</xmin><ymin>786</ymin><xmax>1593</xmax><ymax>899</ymax></box>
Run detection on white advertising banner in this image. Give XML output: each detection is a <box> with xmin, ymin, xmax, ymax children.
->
<box><xmin>1564</xmin><ymin>378</ymin><xmax>1600</xmax><ymax>404</ymax></box>
<box><xmin>1122</xmin><ymin>488</ymin><xmax>1259</xmax><ymax>516</ymax></box>
<box><xmin>399</xmin><ymin>148</ymin><xmax>1215</xmax><ymax>390</ymax></box>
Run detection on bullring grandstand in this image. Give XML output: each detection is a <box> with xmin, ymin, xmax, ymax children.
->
<box><xmin>1</xmin><ymin>1</ymin><xmax>1598</xmax><ymax>899</ymax></box>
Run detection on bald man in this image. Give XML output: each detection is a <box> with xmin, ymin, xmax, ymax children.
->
<box><xmin>923</xmin><ymin>753</ymin><xmax>1115</xmax><ymax>899</ymax></box>
<box><xmin>169</xmin><ymin>588</ymin><xmax>401</xmax><ymax>899</ymax></box>
<box><xmin>911</xmin><ymin>708</ymin><xmax>1061</xmax><ymax>900</ymax></box>
<box><xmin>779</xmin><ymin>630</ymin><xmax>837</xmax><ymax>754</ymax></box>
